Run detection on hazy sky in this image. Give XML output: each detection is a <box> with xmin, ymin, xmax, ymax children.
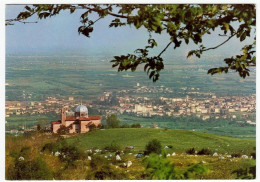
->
<box><xmin>6</xmin><ymin>5</ymin><xmax>255</xmax><ymax>59</ymax></box>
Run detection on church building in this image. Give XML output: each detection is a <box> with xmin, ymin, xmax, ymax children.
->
<box><xmin>51</xmin><ymin>105</ymin><xmax>101</xmax><ymax>134</ymax></box>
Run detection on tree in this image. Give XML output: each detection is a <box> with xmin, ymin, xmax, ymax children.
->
<box><xmin>6</xmin><ymin>4</ymin><xmax>256</xmax><ymax>82</ymax></box>
<box><xmin>106</xmin><ymin>114</ymin><xmax>120</xmax><ymax>128</ymax></box>
<box><xmin>36</xmin><ymin>124</ymin><xmax>41</xmax><ymax>131</ymax></box>
<box><xmin>144</xmin><ymin>139</ymin><xmax>162</xmax><ymax>155</ymax></box>
<box><xmin>57</xmin><ymin>125</ymin><xmax>69</xmax><ymax>135</ymax></box>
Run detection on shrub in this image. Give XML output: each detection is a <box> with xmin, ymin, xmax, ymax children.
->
<box><xmin>90</xmin><ymin>155</ymin><xmax>108</xmax><ymax>170</ymax></box>
<box><xmin>251</xmin><ymin>152</ymin><xmax>256</xmax><ymax>160</ymax></box>
<box><xmin>104</xmin><ymin>141</ymin><xmax>121</xmax><ymax>152</ymax></box>
<box><xmin>186</xmin><ymin>147</ymin><xmax>196</xmax><ymax>155</ymax></box>
<box><xmin>87</xmin><ymin>155</ymin><xmax>128</xmax><ymax>180</ymax></box>
<box><xmin>120</xmin><ymin>124</ymin><xmax>130</xmax><ymax>128</ymax></box>
<box><xmin>144</xmin><ymin>139</ymin><xmax>162</xmax><ymax>155</ymax></box>
<box><xmin>197</xmin><ymin>148</ymin><xmax>212</xmax><ymax>155</ymax></box>
<box><xmin>231</xmin><ymin>153</ymin><xmax>242</xmax><ymax>158</ymax></box>
<box><xmin>8</xmin><ymin>157</ymin><xmax>53</xmax><ymax>180</ymax></box>
<box><xmin>232</xmin><ymin>165</ymin><xmax>256</xmax><ymax>179</ymax></box>
<box><xmin>57</xmin><ymin>125</ymin><xmax>69</xmax><ymax>135</ymax></box>
<box><xmin>89</xmin><ymin>124</ymin><xmax>97</xmax><ymax>131</ymax></box>
<box><xmin>184</xmin><ymin>164</ymin><xmax>210</xmax><ymax>179</ymax></box>
<box><xmin>41</xmin><ymin>142</ymin><xmax>57</xmax><ymax>153</ymax></box>
<box><xmin>131</xmin><ymin>123</ymin><xmax>141</xmax><ymax>128</ymax></box>
<box><xmin>59</xmin><ymin>145</ymin><xmax>85</xmax><ymax>167</ymax></box>
<box><xmin>143</xmin><ymin>153</ymin><xmax>182</xmax><ymax>179</ymax></box>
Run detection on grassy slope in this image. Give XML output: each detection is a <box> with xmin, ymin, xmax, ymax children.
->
<box><xmin>67</xmin><ymin>128</ymin><xmax>255</xmax><ymax>155</ymax></box>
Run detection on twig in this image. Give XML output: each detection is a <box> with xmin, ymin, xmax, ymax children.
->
<box><xmin>158</xmin><ymin>41</ymin><xmax>172</xmax><ymax>57</ymax></box>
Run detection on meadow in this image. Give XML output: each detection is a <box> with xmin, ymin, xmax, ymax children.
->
<box><xmin>67</xmin><ymin>128</ymin><xmax>255</xmax><ymax>155</ymax></box>
<box><xmin>5</xmin><ymin>128</ymin><xmax>256</xmax><ymax>180</ymax></box>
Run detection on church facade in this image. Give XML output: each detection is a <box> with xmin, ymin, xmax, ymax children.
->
<box><xmin>51</xmin><ymin>105</ymin><xmax>101</xmax><ymax>134</ymax></box>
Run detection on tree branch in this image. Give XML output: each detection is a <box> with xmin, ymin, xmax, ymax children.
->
<box><xmin>202</xmin><ymin>32</ymin><xmax>237</xmax><ymax>52</ymax></box>
<box><xmin>158</xmin><ymin>41</ymin><xmax>172</xmax><ymax>57</ymax></box>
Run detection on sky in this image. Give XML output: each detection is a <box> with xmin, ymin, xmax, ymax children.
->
<box><xmin>5</xmin><ymin>5</ymin><xmax>255</xmax><ymax>59</ymax></box>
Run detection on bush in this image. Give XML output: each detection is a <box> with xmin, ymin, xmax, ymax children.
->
<box><xmin>8</xmin><ymin>157</ymin><xmax>53</xmax><ymax>180</ymax></box>
<box><xmin>144</xmin><ymin>139</ymin><xmax>162</xmax><ymax>155</ymax></box>
<box><xmin>232</xmin><ymin>165</ymin><xmax>256</xmax><ymax>179</ymax></box>
<box><xmin>231</xmin><ymin>153</ymin><xmax>242</xmax><ymax>158</ymax></box>
<box><xmin>104</xmin><ymin>141</ymin><xmax>121</xmax><ymax>152</ymax></box>
<box><xmin>120</xmin><ymin>124</ymin><xmax>130</xmax><ymax>128</ymax></box>
<box><xmin>143</xmin><ymin>153</ymin><xmax>182</xmax><ymax>179</ymax></box>
<box><xmin>131</xmin><ymin>123</ymin><xmax>141</xmax><ymax>128</ymax></box>
<box><xmin>57</xmin><ymin>125</ymin><xmax>69</xmax><ymax>135</ymax></box>
<box><xmin>197</xmin><ymin>148</ymin><xmax>212</xmax><ymax>155</ymax></box>
<box><xmin>184</xmin><ymin>164</ymin><xmax>210</xmax><ymax>179</ymax></box>
<box><xmin>87</xmin><ymin>155</ymin><xmax>128</xmax><ymax>180</ymax></box>
<box><xmin>89</xmin><ymin>124</ymin><xmax>97</xmax><ymax>131</ymax></box>
<box><xmin>251</xmin><ymin>152</ymin><xmax>256</xmax><ymax>160</ymax></box>
<box><xmin>41</xmin><ymin>142</ymin><xmax>58</xmax><ymax>153</ymax></box>
<box><xmin>186</xmin><ymin>147</ymin><xmax>196</xmax><ymax>155</ymax></box>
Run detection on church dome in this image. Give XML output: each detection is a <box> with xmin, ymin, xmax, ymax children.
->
<box><xmin>75</xmin><ymin>105</ymin><xmax>88</xmax><ymax>113</ymax></box>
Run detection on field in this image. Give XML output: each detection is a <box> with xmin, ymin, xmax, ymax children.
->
<box><xmin>5</xmin><ymin>128</ymin><xmax>256</xmax><ymax>179</ymax></box>
<box><xmin>67</xmin><ymin>128</ymin><xmax>255</xmax><ymax>155</ymax></box>
<box><xmin>6</xmin><ymin>56</ymin><xmax>256</xmax><ymax>101</ymax></box>
<box><xmin>5</xmin><ymin>114</ymin><xmax>59</xmax><ymax>131</ymax></box>
<box><xmin>118</xmin><ymin>114</ymin><xmax>256</xmax><ymax>138</ymax></box>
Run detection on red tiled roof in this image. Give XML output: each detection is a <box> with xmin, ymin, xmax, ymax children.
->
<box><xmin>51</xmin><ymin>120</ymin><xmax>61</xmax><ymax>124</ymax></box>
<box><xmin>65</xmin><ymin>115</ymin><xmax>101</xmax><ymax>121</ymax></box>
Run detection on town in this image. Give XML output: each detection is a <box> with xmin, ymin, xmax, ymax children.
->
<box><xmin>6</xmin><ymin>85</ymin><xmax>256</xmax><ymax>133</ymax></box>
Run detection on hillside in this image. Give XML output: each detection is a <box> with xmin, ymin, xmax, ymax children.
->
<box><xmin>6</xmin><ymin>128</ymin><xmax>256</xmax><ymax>179</ymax></box>
<box><xmin>67</xmin><ymin>128</ymin><xmax>255</xmax><ymax>155</ymax></box>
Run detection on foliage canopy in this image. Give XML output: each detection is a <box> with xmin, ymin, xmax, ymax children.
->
<box><xmin>106</xmin><ymin>114</ymin><xmax>120</xmax><ymax>128</ymax></box>
<box><xmin>6</xmin><ymin>4</ymin><xmax>256</xmax><ymax>81</ymax></box>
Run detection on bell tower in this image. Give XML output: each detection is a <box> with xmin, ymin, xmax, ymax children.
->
<box><xmin>61</xmin><ymin>107</ymin><xmax>66</xmax><ymax>125</ymax></box>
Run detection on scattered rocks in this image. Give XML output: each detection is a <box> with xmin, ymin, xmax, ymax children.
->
<box><xmin>166</xmin><ymin>154</ymin><xmax>171</xmax><ymax>157</ymax></box>
<box><xmin>136</xmin><ymin>153</ymin><xmax>143</xmax><ymax>158</ymax></box>
<box><xmin>201</xmin><ymin>160</ymin><xmax>206</xmax><ymax>164</ymax></box>
<box><xmin>127</xmin><ymin>161</ymin><xmax>132</xmax><ymax>168</ymax></box>
<box><xmin>172</xmin><ymin>152</ymin><xmax>176</xmax><ymax>156</ymax></box>
<box><xmin>241</xmin><ymin>155</ymin><xmax>248</xmax><ymax>159</ymax></box>
<box><xmin>125</xmin><ymin>146</ymin><xmax>134</xmax><ymax>149</ymax></box>
<box><xmin>226</xmin><ymin>155</ymin><xmax>232</xmax><ymax>158</ymax></box>
<box><xmin>128</xmin><ymin>153</ymin><xmax>133</xmax><ymax>155</ymax></box>
<box><xmin>95</xmin><ymin>149</ymin><xmax>102</xmax><ymax>153</ymax></box>
<box><xmin>219</xmin><ymin>156</ymin><xmax>225</xmax><ymax>160</ymax></box>
<box><xmin>116</xmin><ymin>155</ymin><xmax>121</xmax><ymax>161</ymax></box>
<box><xmin>104</xmin><ymin>156</ymin><xmax>108</xmax><ymax>158</ymax></box>
<box><xmin>88</xmin><ymin>156</ymin><xmax>92</xmax><ymax>161</ymax></box>
<box><xmin>18</xmin><ymin>156</ymin><xmax>24</xmax><ymax>161</ymax></box>
<box><xmin>55</xmin><ymin>151</ymin><xmax>61</xmax><ymax>157</ymax></box>
<box><xmin>213</xmin><ymin>152</ymin><xmax>218</xmax><ymax>157</ymax></box>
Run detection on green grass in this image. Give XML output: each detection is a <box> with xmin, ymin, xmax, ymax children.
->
<box><xmin>67</xmin><ymin>128</ymin><xmax>255</xmax><ymax>155</ymax></box>
<box><xmin>5</xmin><ymin>114</ymin><xmax>59</xmax><ymax>130</ymax></box>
